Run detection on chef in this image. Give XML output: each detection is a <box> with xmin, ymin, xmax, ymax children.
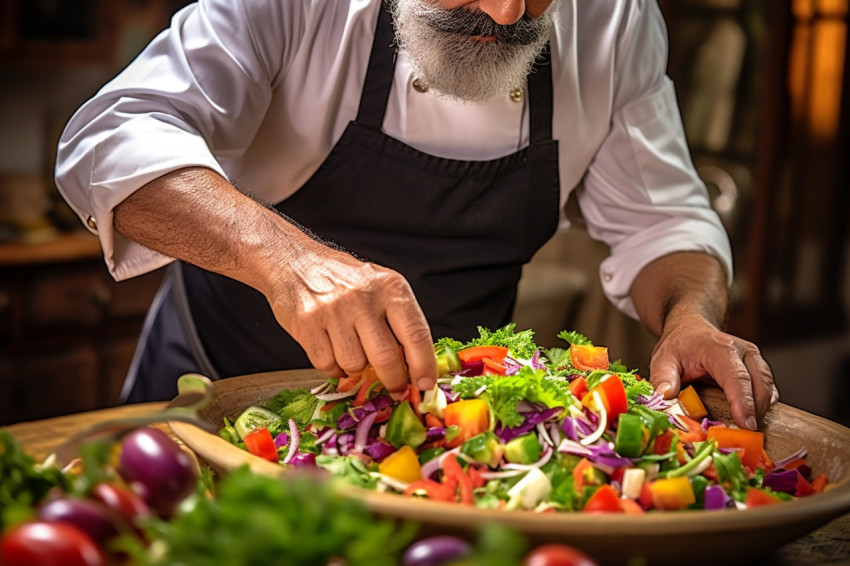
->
<box><xmin>55</xmin><ymin>0</ymin><xmax>777</xmax><ymax>430</ymax></box>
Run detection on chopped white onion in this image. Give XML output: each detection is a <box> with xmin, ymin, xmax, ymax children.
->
<box><xmin>315</xmin><ymin>386</ymin><xmax>360</xmax><ymax>402</ymax></box>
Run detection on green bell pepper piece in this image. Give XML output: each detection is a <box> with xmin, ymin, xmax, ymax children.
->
<box><xmin>385</xmin><ymin>401</ymin><xmax>427</xmax><ymax>449</ymax></box>
<box><xmin>614</xmin><ymin>412</ymin><xmax>646</xmax><ymax>458</ymax></box>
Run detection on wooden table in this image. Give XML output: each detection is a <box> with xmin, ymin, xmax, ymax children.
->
<box><xmin>3</xmin><ymin>404</ymin><xmax>849</xmax><ymax>565</ymax></box>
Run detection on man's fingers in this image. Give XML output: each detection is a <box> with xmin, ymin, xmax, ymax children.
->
<box><xmin>326</xmin><ymin>327</ymin><xmax>368</xmax><ymax>377</ymax></box>
<box><xmin>386</xmin><ymin>302</ymin><xmax>436</xmax><ymax>391</ymax></box>
<box><xmin>741</xmin><ymin>344</ymin><xmax>775</xmax><ymax>420</ymax></box>
<box><xmin>648</xmin><ymin>355</ymin><xmax>683</xmax><ymax>399</ymax></box>
<box><xmin>707</xmin><ymin>355</ymin><xmax>758</xmax><ymax>430</ymax></box>
<box><xmin>357</xmin><ymin>319</ymin><xmax>410</xmax><ymax>398</ymax></box>
<box><xmin>299</xmin><ymin>328</ymin><xmax>345</xmax><ymax>379</ymax></box>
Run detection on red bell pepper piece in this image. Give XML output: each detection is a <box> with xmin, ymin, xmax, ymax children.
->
<box><xmin>442</xmin><ymin>454</ymin><xmax>474</xmax><ymax>505</ymax></box>
<box><xmin>242</xmin><ymin>428</ymin><xmax>279</xmax><ymax>462</ymax></box>
<box><xmin>569</xmin><ymin>376</ymin><xmax>588</xmax><ymax>399</ymax></box>
<box><xmin>582</xmin><ymin>375</ymin><xmax>628</xmax><ymax>419</ymax></box>
<box><xmin>457</xmin><ymin>345</ymin><xmax>509</xmax><ymax>365</ymax></box>
<box><xmin>354</xmin><ymin>365</ymin><xmax>383</xmax><ymax>406</ymax></box>
<box><xmin>482</xmin><ymin>356</ymin><xmax>508</xmax><ymax>375</ymax></box>
<box><xmin>404</xmin><ymin>479</ymin><xmax>454</xmax><ymax>502</ymax></box>
<box><xmin>795</xmin><ymin>471</ymin><xmax>816</xmax><ymax>497</ymax></box>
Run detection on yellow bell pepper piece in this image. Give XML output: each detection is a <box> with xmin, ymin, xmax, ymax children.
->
<box><xmin>649</xmin><ymin>476</ymin><xmax>696</xmax><ymax>510</ymax></box>
<box><xmin>677</xmin><ymin>385</ymin><xmax>708</xmax><ymax>419</ymax></box>
<box><xmin>378</xmin><ymin>445</ymin><xmax>423</xmax><ymax>483</ymax></box>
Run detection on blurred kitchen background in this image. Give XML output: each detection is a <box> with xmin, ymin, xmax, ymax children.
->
<box><xmin>0</xmin><ymin>0</ymin><xmax>848</xmax><ymax>427</ymax></box>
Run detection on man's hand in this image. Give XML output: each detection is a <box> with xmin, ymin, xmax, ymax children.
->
<box><xmin>114</xmin><ymin>167</ymin><xmax>438</xmax><ymax>397</ymax></box>
<box><xmin>647</xmin><ymin>309</ymin><xmax>778</xmax><ymax>430</ymax></box>
<box><xmin>262</xmin><ymin>243</ymin><xmax>438</xmax><ymax>398</ymax></box>
<box><xmin>630</xmin><ymin>251</ymin><xmax>778</xmax><ymax>430</ymax></box>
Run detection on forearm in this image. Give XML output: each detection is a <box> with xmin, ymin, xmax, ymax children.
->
<box><xmin>112</xmin><ymin>166</ymin><xmax>313</xmax><ymax>299</ymax></box>
<box><xmin>629</xmin><ymin>251</ymin><xmax>729</xmax><ymax>336</ymax></box>
<box><xmin>112</xmin><ymin>166</ymin><xmax>438</xmax><ymax>392</ymax></box>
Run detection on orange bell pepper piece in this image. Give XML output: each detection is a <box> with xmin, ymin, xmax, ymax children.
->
<box><xmin>443</xmin><ymin>399</ymin><xmax>490</xmax><ymax>446</ymax></box>
<box><xmin>706</xmin><ymin>426</ymin><xmax>764</xmax><ymax>469</ymax></box>
<box><xmin>649</xmin><ymin>477</ymin><xmax>696</xmax><ymax>510</ymax></box>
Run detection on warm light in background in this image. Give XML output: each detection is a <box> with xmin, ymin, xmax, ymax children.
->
<box><xmin>790</xmin><ymin>0</ymin><xmax>848</xmax><ymax>142</ymax></box>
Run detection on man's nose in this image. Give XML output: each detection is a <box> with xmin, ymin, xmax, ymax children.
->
<box><xmin>477</xmin><ymin>0</ymin><xmax>526</xmax><ymax>25</ymax></box>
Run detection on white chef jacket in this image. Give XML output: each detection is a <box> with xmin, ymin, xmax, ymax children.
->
<box><xmin>55</xmin><ymin>0</ymin><xmax>733</xmax><ymax>319</ymax></box>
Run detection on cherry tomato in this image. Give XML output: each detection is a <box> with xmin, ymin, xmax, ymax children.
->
<box><xmin>0</xmin><ymin>521</ymin><xmax>106</xmax><ymax>566</ymax></box>
<box><xmin>523</xmin><ymin>543</ymin><xmax>599</xmax><ymax>566</ymax></box>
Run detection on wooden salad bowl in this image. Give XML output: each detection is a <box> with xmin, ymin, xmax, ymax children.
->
<box><xmin>168</xmin><ymin>369</ymin><xmax>850</xmax><ymax>566</ymax></box>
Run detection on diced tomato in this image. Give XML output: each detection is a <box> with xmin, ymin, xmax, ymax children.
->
<box><xmin>620</xmin><ymin>497</ymin><xmax>646</xmax><ymax>515</ymax></box>
<box><xmin>443</xmin><ymin>454</ymin><xmax>474</xmax><ymax>505</ymax></box>
<box><xmin>583</xmin><ymin>484</ymin><xmax>622</xmax><ymax>513</ymax></box>
<box><xmin>569</xmin><ymin>376</ymin><xmax>588</xmax><ymax>399</ymax></box>
<box><xmin>354</xmin><ymin>365</ymin><xmax>382</xmax><ymax>406</ymax></box>
<box><xmin>467</xmin><ymin>465</ymin><xmax>487</xmax><ymax>489</ymax></box>
<box><xmin>702</xmin><ymin>463</ymin><xmax>719</xmax><ymax>482</ymax></box>
<box><xmin>458</xmin><ymin>346</ymin><xmax>509</xmax><ymax>365</ymax></box>
<box><xmin>336</xmin><ymin>373</ymin><xmax>362</xmax><ymax>392</ymax></box>
<box><xmin>745</xmin><ymin>487</ymin><xmax>782</xmax><ymax>508</ymax></box>
<box><xmin>811</xmin><ymin>474</ymin><xmax>828</xmax><ymax>494</ymax></box>
<box><xmin>572</xmin><ymin>458</ymin><xmax>592</xmax><ymax>492</ymax></box>
<box><xmin>652</xmin><ymin>430</ymin><xmax>675</xmax><ymax>455</ymax></box>
<box><xmin>425</xmin><ymin>413</ymin><xmax>444</xmax><ymax>429</ymax></box>
<box><xmin>372</xmin><ymin>406</ymin><xmax>393</xmax><ymax>424</ymax></box>
<box><xmin>706</xmin><ymin>426</ymin><xmax>764</xmax><ymax>469</ymax></box>
<box><xmin>405</xmin><ymin>479</ymin><xmax>454</xmax><ymax>502</ymax></box>
<box><xmin>795</xmin><ymin>472</ymin><xmax>815</xmax><ymax>497</ymax></box>
<box><xmin>242</xmin><ymin>428</ymin><xmax>279</xmax><ymax>462</ymax></box>
<box><xmin>782</xmin><ymin>458</ymin><xmax>806</xmax><ymax>471</ymax></box>
<box><xmin>570</xmin><ymin>344</ymin><xmax>609</xmax><ymax>372</ymax></box>
<box><xmin>320</xmin><ymin>399</ymin><xmax>341</xmax><ymax>413</ymax></box>
<box><xmin>638</xmin><ymin>481</ymin><xmax>655</xmax><ymax>510</ymax></box>
<box><xmin>443</xmin><ymin>399</ymin><xmax>490</xmax><ymax>447</ymax></box>
<box><xmin>675</xmin><ymin>414</ymin><xmax>707</xmax><ymax>445</ymax></box>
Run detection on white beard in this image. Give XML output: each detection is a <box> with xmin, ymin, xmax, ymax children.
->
<box><xmin>388</xmin><ymin>0</ymin><xmax>560</xmax><ymax>103</ymax></box>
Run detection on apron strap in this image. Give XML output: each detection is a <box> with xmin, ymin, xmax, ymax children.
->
<box><xmin>527</xmin><ymin>45</ymin><xmax>554</xmax><ymax>145</ymax></box>
<box><xmin>356</xmin><ymin>3</ymin><xmax>397</xmax><ymax>130</ymax></box>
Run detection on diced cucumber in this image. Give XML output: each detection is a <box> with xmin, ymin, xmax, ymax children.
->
<box><xmin>233</xmin><ymin>405</ymin><xmax>283</xmax><ymax>440</ymax></box>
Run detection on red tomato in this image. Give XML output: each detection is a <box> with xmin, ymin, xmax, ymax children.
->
<box><xmin>0</xmin><ymin>521</ymin><xmax>106</xmax><ymax>566</ymax></box>
<box><xmin>523</xmin><ymin>543</ymin><xmax>599</xmax><ymax>566</ymax></box>
<box><xmin>569</xmin><ymin>344</ymin><xmax>609</xmax><ymax>372</ymax></box>
<box><xmin>243</xmin><ymin>428</ymin><xmax>279</xmax><ymax>462</ymax></box>
<box><xmin>583</xmin><ymin>484</ymin><xmax>623</xmax><ymax>513</ymax></box>
<box><xmin>745</xmin><ymin>487</ymin><xmax>783</xmax><ymax>508</ymax></box>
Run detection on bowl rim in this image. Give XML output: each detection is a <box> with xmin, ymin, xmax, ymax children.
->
<box><xmin>168</xmin><ymin>369</ymin><xmax>850</xmax><ymax>536</ymax></box>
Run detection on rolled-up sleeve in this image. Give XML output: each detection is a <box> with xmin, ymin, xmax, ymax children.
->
<box><xmin>576</xmin><ymin>1</ymin><xmax>733</xmax><ymax>319</ymax></box>
<box><xmin>54</xmin><ymin>0</ymin><xmax>291</xmax><ymax>280</ymax></box>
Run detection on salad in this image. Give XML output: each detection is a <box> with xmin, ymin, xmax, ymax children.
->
<box><xmin>220</xmin><ymin>324</ymin><xmax>832</xmax><ymax>513</ymax></box>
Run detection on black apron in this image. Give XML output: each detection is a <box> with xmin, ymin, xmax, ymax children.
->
<box><xmin>122</xmin><ymin>5</ymin><xmax>560</xmax><ymax>403</ymax></box>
